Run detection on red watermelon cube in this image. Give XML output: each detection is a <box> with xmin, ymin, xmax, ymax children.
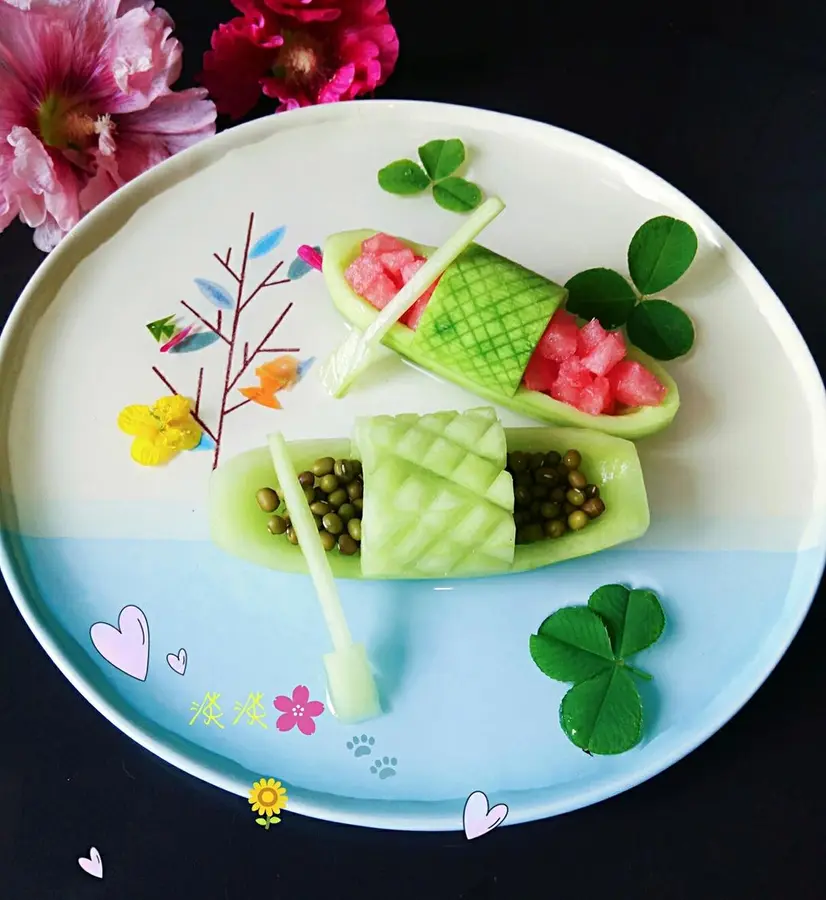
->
<box><xmin>549</xmin><ymin>357</ymin><xmax>593</xmax><ymax>405</ymax></box>
<box><xmin>362</xmin><ymin>272</ymin><xmax>398</xmax><ymax>310</ymax></box>
<box><xmin>362</xmin><ymin>233</ymin><xmax>408</xmax><ymax>254</ymax></box>
<box><xmin>380</xmin><ymin>248</ymin><xmax>416</xmax><ymax>278</ymax></box>
<box><xmin>401</xmin><ymin>258</ymin><xmax>426</xmax><ymax>282</ymax></box>
<box><xmin>609</xmin><ymin>360</ymin><xmax>667</xmax><ymax>407</ymax></box>
<box><xmin>537</xmin><ymin>309</ymin><xmax>579</xmax><ymax>362</ymax></box>
<box><xmin>576</xmin><ymin>375</ymin><xmax>612</xmax><ymax>415</ymax></box>
<box><xmin>345</xmin><ymin>254</ymin><xmax>385</xmax><ymax>296</ymax></box>
<box><xmin>577</xmin><ymin>318</ymin><xmax>609</xmax><ymax>356</ymax></box>
<box><xmin>522</xmin><ymin>350</ymin><xmax>560</xmax><ymax>393</ymax></box>
<box><xmin>581</xmin><ymin>332</ymin><xmax>627</xmax><ymax>376</ymax></box>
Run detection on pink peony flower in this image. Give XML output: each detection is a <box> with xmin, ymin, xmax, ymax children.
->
<box><xmin>0</xmin><ymin>0</ymin><xmax>216</xmax><ymax>251</ymax></box>
<box><xmin>273</xmin><ymin>684</ymin><xmax>325</xmax><ymax>735</ymax></box>
<box><xmin>199</xmin><ymin>0</ymin><xmax>399</xmax><ymax>120</ymax></box>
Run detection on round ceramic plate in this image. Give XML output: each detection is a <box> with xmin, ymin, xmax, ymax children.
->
<box><xmin>1</xmin><ymin>101</ymin><xmax>824</xmax><ymax>832</ymax></box>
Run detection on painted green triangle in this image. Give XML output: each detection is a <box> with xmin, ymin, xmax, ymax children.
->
<box><xmin>147</xmin><ymin>315</ymin><xmax>177</xmax><ymax>342</ymax></box>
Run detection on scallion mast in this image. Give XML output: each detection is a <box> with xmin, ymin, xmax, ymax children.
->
<box><xmin>268</xmin><ymin>431</ymin><xmax>381</xmax><ymax>723</ymax></box>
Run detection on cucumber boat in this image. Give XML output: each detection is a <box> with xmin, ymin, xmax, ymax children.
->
<box><xmin>210</xmin><ymin>407</ymin><xmax>650</xmax><ymax>580</ymax></box>
<box><xmin>321</xmin><ymin>230</ymin><xmax>680</xmax><ymax>440</ymax></box>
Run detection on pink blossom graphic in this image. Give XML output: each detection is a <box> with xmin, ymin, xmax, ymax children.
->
<box><xmin>273</xmin><ymin>684</ymin><xmax>324</xmax><ymax>735</ymax></box>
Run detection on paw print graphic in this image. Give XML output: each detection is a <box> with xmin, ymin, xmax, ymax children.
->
<box><xmin>346</xmin><ymin>734</ymin><xmax>375</xmax><ymax>758</ymax></box>
<box><xmin>370</xmin><ymin>756</ymin><xmax>397</xmax><ymax>779</ymax></box>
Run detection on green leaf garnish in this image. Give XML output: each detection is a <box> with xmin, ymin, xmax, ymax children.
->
<box><xmin>627</xmin><ymin>215</ymin><xmax>698</xmax><ymax>295</ymax></box>
<box><xmin>529</xmin><ymin>585</ymin><xmax>666</xmax><ymax>755</ymax></box>
<box><xmin>587</xmin><ymin>584</ymin><xmax>665</xmax><ymax>658</ymax></box>
<box><xmin>529</xmin><ymin>607</ymin><xmax>614</xmax><ymax>683</ymax></box>
<box><xmin>378</xmin><ymin>139</ymin><xmax>484</xmax><ymax>213</ymax></box>
<box><xmin>626</xmin><ymin>299</ymin><xmax>695</xmax><ymax>360</ymax></box>
<box><xmin>560</xmin><ymin>667</ymin><xmax>643</xmax><ymax>755</ymax></box>
<box><xmin>377</xmin><ymin>159</ymin><xmax>431</xmax><ymax>195</ymax></box>
<box><xmin>418</xmin><ymin>138</ymin><xmax>465</xmax><ymax>181</ymax></box>
<box><xmin>432</xmin><ymin>177</ymin><xmax>482</xmax><ymax>213</ymax></box>
<box><xmin>564</xmin><ymin>268</ymin><xmax>638</xmax><ymax>329</ymax></box>
<box><xmin>255</xmin><ymin>817</ymin><xmax>268</xmax><ymax>827</ymax></box>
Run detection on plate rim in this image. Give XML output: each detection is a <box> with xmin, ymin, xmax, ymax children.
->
<box><xmin>1</xmin><ymin>98</ymin><xmax>825</xmax><ymax>831</ymax></box>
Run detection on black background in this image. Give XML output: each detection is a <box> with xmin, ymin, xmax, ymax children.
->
<box><xmin>1</xmin><ymin>2</ymin><xmax>825</xmax><ymax>898</ymax></box>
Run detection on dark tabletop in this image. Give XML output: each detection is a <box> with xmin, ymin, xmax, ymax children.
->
<box><xmin>2</xmin><ymin>2</ymin><xmax>825</xmax><ymax>898</ymax></box>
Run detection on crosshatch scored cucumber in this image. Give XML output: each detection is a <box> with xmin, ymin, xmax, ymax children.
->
<box><xmin>352</xmin><ymin>407</ymin><xmax>516</xmax><ymax>578</ymax></box>
<box><xmin>412</xmin><ymin>245</ymin><xmax>567</xmax><ymax>396</ymax></box>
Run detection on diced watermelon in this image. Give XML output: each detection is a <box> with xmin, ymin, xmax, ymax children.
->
<box><xmin>551</xmin><ymin>308</ymin><xmax>578</xmax><ymax>328</ymax></box>
<box><xmin>577</xmin><ymin>318</ymin><xmax>609</xmax><ymax>356</ymax></box>
<box><xmin>345</xmin><ymin>255</ymin><xmax>386</xmax><ymax>295</ymax></box>
<box><xmin>576</xmin><ymin>375</ymin><xmax>612</xmax><ymax>415</ymax></box>
<box><xmin>549</xmin><ymin>357</ymin><xmax>593</xmax><ymax>405</ymax></box>
<box><xmin>609</xmin><ymin>360</ymin><xmax>667</xmax><ymax>407</ymax></box>
<box><xmin>557</xmin><ymin>357</ymin><xmax>593</xmax><ymax>389</ymax></box>
<box><xmin>401</xmin><ymin>257</ymin><xmax>426</xmax><ymax>282</ymax></box>
<box><xmin>380</xmin><ymin>248</ymin><xmax>416</xmax><ymax>276</ymax></box>
<box><xmin>362</xmin><ymin>233</ymin><xmax>408</xmax><ymax>254</ymax></box>
<box><xmin>537</xmin><ymin>310</ymin><xmax>578</xmax><ymax>362</ymax></box>
<box><xmin>400</xmin><ymin>291</ymin><xmax>431</xmax><ymax>329</ymax></box>
<box><xmin>522</xmin><ymin>349</ymin><xmax>559</xmax><ymax>393</ymax></box>
<box><xmin>581</xmin><ymin>332</ymin><xmax>627</xmax><ymax>376</ymax></box>
<box><xmin>362</xmin><ymin>272</ymin><xmax>399</xmax><ymax>309</ymax></box>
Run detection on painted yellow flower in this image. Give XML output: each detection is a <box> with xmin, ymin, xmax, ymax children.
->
<box><xmin>249</xmin><ymin>777</ymin><xmax>288</xmax><ymax>817</ymax></box>
<box><xmin>117</xmin><ymin>395</ymin><xmax>201</xmax><ymax>466</ymax></box>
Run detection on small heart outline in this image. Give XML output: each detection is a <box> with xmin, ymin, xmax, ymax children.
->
<box><xmin>167</xmin><ymin>648</ymin><xmax>187</xmax><ymax>676</ymax></box>
<box><xmin>463</xmin><ymin>791</ymin><xmax>508</xmax><ymax>840</ymax></box>
<box><xmin>78</xmin><ymin>847</ymin><xmax>103</xmax><ymax>879</ymax></box>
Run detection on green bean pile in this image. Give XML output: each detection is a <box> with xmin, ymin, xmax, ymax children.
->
<box><xmin>507</xmin><ymin>448</ymin><xmax>606</xmax><ymax>545</ymax></box>
<box><xmin>256</xmin><ymin>456</ymin><xmax>365</xmax><ymax>556</ymax></box>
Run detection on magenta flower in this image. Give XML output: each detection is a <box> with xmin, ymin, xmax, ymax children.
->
<box><xmin>0</xmin><ymin>0</ymin><xmax>216</xmax><ymax>251</ymax></box>
<box><xmin>273</xmin><ymin>685</ymin><xmax>325</xmax><ymax>735</ymax></box>
<box><xmin>199</xmin><ymin>0</ymin><xmax>399</xmax><ymax>120</ymax></box>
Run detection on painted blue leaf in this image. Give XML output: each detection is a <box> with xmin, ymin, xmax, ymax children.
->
<box><xmin>194</xmin><ymin>278</ymin><xmax>234</xmax><ymax>310</ymax></box>
<box><xmin>192</xmin><ymin>432</ymin><xmax>216</xmax><ymax>452</ymax></box>
<box><xmin>250</xmin><ymin>226</ymin><xmax>287</xmax><ymax>259</ymax></box>
<box><xmin>287</xmin><ymin>245</ymin><xmax>321</xmax><ymax>280</ymax></box>
<box><xmin>168</xmin><ymin>331</ymin><xmax>221</xmax><ymax>353</ymax></box>
<box><xmin>296</xmin><ymin>357</ymin><xmax>316</xmax><ymax>381</ymax></box>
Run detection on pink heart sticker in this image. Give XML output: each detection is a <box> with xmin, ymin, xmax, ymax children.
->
<box><xmin>463</xmin><ymin>791</ymin><xmax>509</xmax><ymax>840</ymax></box>
<box><xmin>78</xmin><ymin>847</ymin><xmax>103</xmax><ymax>879</ymax></box>
<box><xmin>90</xmin><ymin>606</ymin><xmax>149</xmax><ymax>681</ymax></box>
<box><xmin>167</xmin><ymin>648</ymin><xmax>187</xmax><ymax>676</ymax></box>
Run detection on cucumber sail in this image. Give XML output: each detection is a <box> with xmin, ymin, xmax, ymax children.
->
<box><xmin>321</xmin><ymin>230</ymin><xmax>680</xmax><ymax>440</ymax></box>
<box><xmin>209</xmin><ymin>407</ymin><xmax>650</xmax><ymax>581</ymax></box>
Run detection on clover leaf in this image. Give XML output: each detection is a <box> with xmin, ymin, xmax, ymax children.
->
<box><xmin>563</xmin><ymin>216</ymin><xmax>699</xmax><ymax>360</ymax></box>
<box><xmin>626</xmin><ymin>299</ymin><xmax>695</xmax><ymax>360</ymax></box>
<box><xmin>529</xmin><ymin>584</ymin><xmax>666</xmax><ymax>755</ymax></box>
<box><xmin>418</xmin><ymin>138</ymin><xmax>465</xmax><ymax>181</ymax></box>
<box><xmin>377</xmin><ymin>159</ymin><xmax>431</xmax><ymax>195</ymax></box>
<box><xmin>378</xmin><ymin>139</ymin><xmax>483</xmax><ymax>213</ymax></box>
<box><xmin>628</xmin><ymin>216</ymin><xmax>698</xmax><ymax>295</ymax></box>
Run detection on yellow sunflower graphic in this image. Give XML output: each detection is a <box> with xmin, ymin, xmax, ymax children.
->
<box><xmin>249</xmin><ymin>777</ymin><xmax>288</xmax><ymax>828</ymax></box>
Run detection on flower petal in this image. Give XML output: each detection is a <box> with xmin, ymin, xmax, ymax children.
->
<box><xmin>275</xmin><ymin>712</ymin><xmax>296</xmax><ymax>732</ymax></box>
<box><xmin>305</xmin><ymin>700</ymin><xmax>324</xmax><ymax>718</ymax></box>
<box><xmin>291</xmin><ymin>684</ymin><xmax>310</xmax><ymax>705</ymax></box>
<box><xmin>107</xmin><ymin>3</ymin><xmax>183</xmax><ymax>112</ymax></box>
<box><xmin>273</xmin><ymin>694</ymin><xmax>293</xmax><ymax>712</ymax></box>
<box><xmin>117</xmin><ymin>404</ymin><xmax>155</xmax><ymax>436</ymax></box>
<box><xmin>153</xmin><ymin>394</ymin><xmax>191</xmax><ymax>422</ymax></box>
<box><xmin>130</xmin><ymin>435</ymin><xmax>171</xmax><ymax>466</ymax></box>
<box><xmin>296</xmin><ymin>715</ymin><xmax>316</xmax><ymax>736</ymax></box>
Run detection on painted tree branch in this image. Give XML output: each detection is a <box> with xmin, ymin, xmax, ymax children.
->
<box><xmin>151</xmin><ymin>211</ymin><xmax>297</xmax><ymax>468</ymax></box>
<box><xmin>180</xmin><ymin>301</ymin><xmax>230</xmax><ymax>344</ymax></box>
<box><xmin>226</xmin><ymin>303</ymin><xmax>294</xmax><ymax>395</ymax></box>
